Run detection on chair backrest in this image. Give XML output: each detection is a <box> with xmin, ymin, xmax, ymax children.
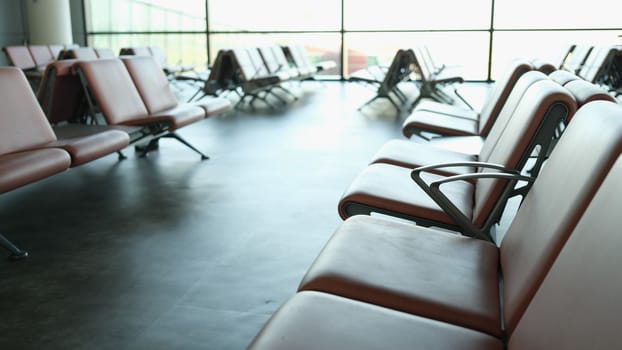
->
<box><xmin>28</xmin><ymin>45</ymin><xmax>55</xmax><ymax>68</ymax></box>
<box><xmin>531</xmin><ymin>58</ymin><xmax>556</xmax><ymax>74</ymax></box>
<box><xmin>3</xmin><ymin>46</ymin><xmax>37</xmax><ymax>70</ymax></box>
<box><xmin>120</xmin><ymin>46</ymin><xmax>151</xmax><ymax>57</ymax></box>
<box><xmin>247</xmin><ymin>47</ymin><xmax>272</xmax><ymax>77</ymax></box>
<box><xmin>508</xmin><ymin>145</ymin><xmax>622</xmax><ymax>349</ymax></box>
<box><xmin>0</xmin><ymin>67</ymin><xmax>57</xmax><ymax>155</ymax></box>
<box><xmin>285</xmin><ymin>45</ymin><xmax>313</xmax><ymax>72</ymax></box>
<box><xmin>477</xmin><ymin>59</ymin><xmax>534</xmax><ymax>136</ymax></box>
<box><xmin>378</xmin><ymin>49</ymin><xmax>411</xmax><ymax>94</ymax></box>
<box><xmin>121</xmin><ymin>56</ymin><xmax>178</xmax><ymax>114</ymax></box>
<box><xmin>147</xmin><ymin>45</ymin><xmax>169</xmax><ymax>66</ymax></box>
<box><xmin>501</xmin><ymin>101</ymin><xmax>622</xmax><ymax>340</ymax></box>
<box><xmin>548</xmin><ymin>69</ymin><xmax>581</xmax><ymax>86</ymax></box>
<box><xmin>563</xmin><ymin>79</ymin><xmax>616</xmax><ymax>108</ymax></box>
<box><xmin>578</xmin><ymin>45</ymin><xmax>619</xmax><ymax>83</ymax></box>
<box><xmin>409</xmin><ymin>47</ymin><xmax>433</xmax><ymax>82</ymax></box>
<box><xmin>472</xmin><ymin>79</ymin><xmax>576</xmax><ymax>228</ymax></box>
<box><xmin>258</xmin><ymin>46</ymin><xmax>281</xmax><ymax>74</ymax></box>
<box><xmin>271</xmin><ymin>46</ymin><xmax>293</xmax><ymax>69</ymax></box>
<box><xmin>37</xmin><ymin>59</ymin><xmax>86</xmax><ymax>124</ymax></box>
<box><xmin>207</xmin><ymin>49</ymin><xmax>226</xmax><ymax>83</ymax></box>
<box><xmin>561</xmin><ymin>44</ymin><xmax>593</xmax><ymax>74</ymax></box>
<box><xmin>230</xmin><ymin>48</ymin><xmax>260</xmax><ymax>82</ymax></box>
<box><xmin>292</xmin><ymin>45</ymin><xmax>313</xmax><ymax>67</ymax></box>
<box><xmin>74</xmin><ymin>58</ymin><xmax>148</xmax><ymax>125</ymax></box>
<box><xmin>65</xmin><ymin>47</ymin><xmax>98</xmax><ymax>60</ymax></box>
<box><xmin>94</xmin><ymin>47</ymin><xmax>116</xmax><ymax>59</ymax></box>
<box><xmin>478</xmin><ymin>71</ymin><xmax>549</xmax><ymax>162</ymax></box>
<box><xmin>48</xmin><ymin>45</ymin><xmax>64</xmax><ymax>60</ymax></box>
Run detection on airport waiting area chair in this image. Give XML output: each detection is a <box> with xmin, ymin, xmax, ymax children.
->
<box><xmin>408</xmin><ymin>46</ymin><xmax>464</xmax><ymax>107</ymax></box>
<box><xmin>338</xmin><ymin>76</ymin><xmax>577</xmax><ymax>240</ymax></box>
<box><xmin>0</xmin><ymin>66</ymin><xmax>131</xmax><ymax>259</ymax></box>
<box><xmin>74</xmin><ymin>57</ymin><xmax>230</xmax><ymax>159</ymax></box>
<box><xmin>120</xmin><ymin>46</ymin><xmax>197</xmax><ymax>81</ymax></box>
<box><xmin>402</xmin><ymin>59</ymin><xmax>535</xmax><ymax>142</ymax></box>
<box><xmin>247</xmin><ymin>99</ymin><xmax>622</xmax><ymax>350</ymax></box>
<box><xmin>2</xmin><ymin>45</ymin><xmax>49</xmax><ymax>84</ymax></box>
<box><xmin>349</xmin><ymin>49</ymin><xmax>416</xmax><ymax>114</ymax></box>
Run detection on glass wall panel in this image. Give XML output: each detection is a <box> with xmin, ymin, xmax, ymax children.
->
<box><xmin>85</xmin><ymin>0</ymin><xmax>206</xmax><ymax>32</ymax></box>
<box><xmin>345</xmin><ymin>32</ymin><xmax>490</xmax><ymax>80</ymax></box>
<box><xmin>209</xmin><ymin>0</ymin><xmax>341</xmax><ymax>31</ymax></box>
<box><xmin>344</xmin><ymin>0</ymin><xmax>491</xmax><ymax>30</ymax></box>
<box><xmin>495</xmin><ymin>0</ymin><xmax>622</xmax><ymax>29</ymax></box>
<box><xmin>209</xmin><ymin>33</ymin><xmax>341</xmax><ymax>76</ymax></box>
<box><xmin>85</xmin><ymin>0</ymin><xmax>622</xmax><ymax>81</ymax></box>
<box><xmin>490</xmin><ymin>30</ymin><xmax>620</xmax><ymax>78</ymax></box>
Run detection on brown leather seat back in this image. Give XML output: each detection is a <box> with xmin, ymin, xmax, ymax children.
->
<box><xmin>531</xmin><ymin>58</ymin><xmax>556</xmax><ymax>74</ymax></box>
<box><xmin>28</xmin><ymin>45</ymin><xmax>55</xmax><ymax>68</ymax></box>
<box><xmin>508</xmin><ymin>132</ymin><xmax>622</xmax><ymax>349</ymax></box>
<box><xmin>500</xmin><ymin>101</ymin><xmax>622</xmax><ymax>336</ymax></box>
<box><xmin>564</xmin><ymin>79</ymin><xmax>616</xmax><ymax>109</ymax></box>
<box><xmin>561</xmin><ymin>44</ymin><xmax>592</xmax><ymax>73</ymax></box>
<box><xmin>477</xmin><ymin>59</ymin><xmax>533</xmax><ymax>136</ymax></box>
<box><xmin>121</xmin><ymin>56</ymin><xmax>178</xmax><ymax>114</ymax></box>
<box><xmin>410</xmin><ymin>46</ymin><xmax>433</xmax><ymax>82</ymax></box>
<box><xmin>270</xmin><ymin>45</ymin><xmax>292</xmax><ymax>70</ymax></box>
<box><xmin>207</xmin><ymin>49</ymin><xmax>226</xmax><ymax>82</ymax></box>
<box><xmin>230</xmin><ymin>48</ymin><xmax>258</xmax><ymax>81</ymax></box>
<box><xmin>478</xmin><ymin>71</ymin><xmax>549</xmax><ymax>162</ymax></box>
<box><xmin>579</xmin><ymin>45</ymin><xmax>619</xmax><ymax>83</ymax></box>
<box><xmin>94</xmin><ymin>48</ymin><xmax>116</xmax><ymax>59</ymax></box>
<box><xmin>472</xmin><ymin>80</ymin><xmax>576</xmax><ymax>228</ymax></box>
<box><xmin>3</xmin><ymin>46</ymin><xmax>36</xmax><ymax>70</ymax></box>
<box><xmin>74</xmin><ymin>59</ymin><xmax>148</xmax><ymax>125</ymax></box>
<box><xmin>37</xmin><ymin>59</ymin><xmax>86</xmax><ymax>124</ymax></box>
<box><xmin>120</xmin><ymin>46</ymin><xmax>151</xmax><ymax>57</ymax></box>
<box><xmin>247</xmin><ymin>48</ymin><xmax>272</xmax><ymax>77</ymax></box>
<box><xmin>147</xmin><ymin>45</ymin><xmax>168</xmax><ymax>66</ymax></box>
<box><xmin>65</xmin><ymin>47</ymin><xmax>98</xmax><ymax>60</ymax></box>
<box><xmin>548</xmin><ymin>69</ymin><xmax>580</xmax><ymax>85</ymax></box>
<box><xmin>0</xmin><ymin>67</ymin><xmax>57</xmax><ymax>154</ymax></box>
<box><xmin>258</xmin><ymin>46</ymin><xmax>281</xmax><ymax>74</ymax></box>
<box><xmin>48</xmin><ymin>45</ymin><xmax>63</xmax><ymax>60</ymax></box>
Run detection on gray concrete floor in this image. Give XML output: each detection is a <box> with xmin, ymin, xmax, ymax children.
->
<box><xmin>0</xmin><ymin>81</ymin><xmax>493</xmax><ymax>349</ymax></box>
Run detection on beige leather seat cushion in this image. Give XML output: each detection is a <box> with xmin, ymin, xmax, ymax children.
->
<box><xmin>371</xmin><ymin>139</ymin><xmax>477</xmax><ymax>175</ymax></box>
<box><xmin>299</xmin><ymin>215</ymin><xmax>501</xmax><ymax>336</ymax></box>
<box><xmin>338</xmin><ymin>163</ymin><xmax>474</xmax><ymax>225</ymax></box>
<box><xmin>0</xmin><ymin>149</ymin><xmax>70</xmax><ymax>193</ymax></box>
<box><xmin>248</xmin><ymin>291</ymin><xmax>503</xmax><ymax>350</ymax></box>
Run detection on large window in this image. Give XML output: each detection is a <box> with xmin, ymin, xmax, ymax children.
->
<box><xmin>85</xmin><ymin>0</ymin><xmax>622</xmax><ymax>81</ymax></box>
<box><xmin>85</xmin><ymin>0</ymin><xmax>208</xmax><ymax>68</ymax></box>
<box><xmin>208</xmin><ymin>0</ymin><xmax>341</xmax><ymax>32</ymax></box>
<box><xmin>343</xmin><ymin>0</ymin><xmax>491</xmax><ymax>31</ymax></box>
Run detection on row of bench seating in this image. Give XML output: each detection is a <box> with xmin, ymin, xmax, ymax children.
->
<box><xmin>2</xmin><ymin>44</ymin><xmax>79</xmax><ymax>81</ymax></box>
<box><xmin>2</xmin><ymin>44</ymin><xmax>187</xmax><ymax>84</ymax></box>
<box><xmin>188</xmin><ymin>45</ymin><xmax>336</xmax><ymax>109</ymax></box>
<box><xmin>0</xmin><ymin>55</ymin><xmax>232</xmax><ymax>259</ymax></box>
<box><xmin>349</xmin><ymin>46</ymin><xmax>465</xmax><ymax>114</ymax></box>
<box><xmin>119</xmin><ymin>46</ymin><xmax>195</xmax><ymax>78</ymax></box>
<box><xmin>339</xmin><ymin>71</ymin><xmax>615</xmax><ymax>238</ymax></box>
<box><xmin>559</xmin><ymin>44</ymin><xmax>622</xmax><ymax>94</ymax></box>
<box><xmin>246</xmin><ymin>72</ymin><xmax>622</xmax><ymax>348</ymax></box>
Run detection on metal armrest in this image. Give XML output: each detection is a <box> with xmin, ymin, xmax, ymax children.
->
<box><xmin>413</xmin><ymin>161</ymin><xmax>523</xmax><ymax>175</ymax></box>
<box><xmin>411</xmin><ymin>162</ymin><xmax>535</xmax><ymax>240</ymax></box>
